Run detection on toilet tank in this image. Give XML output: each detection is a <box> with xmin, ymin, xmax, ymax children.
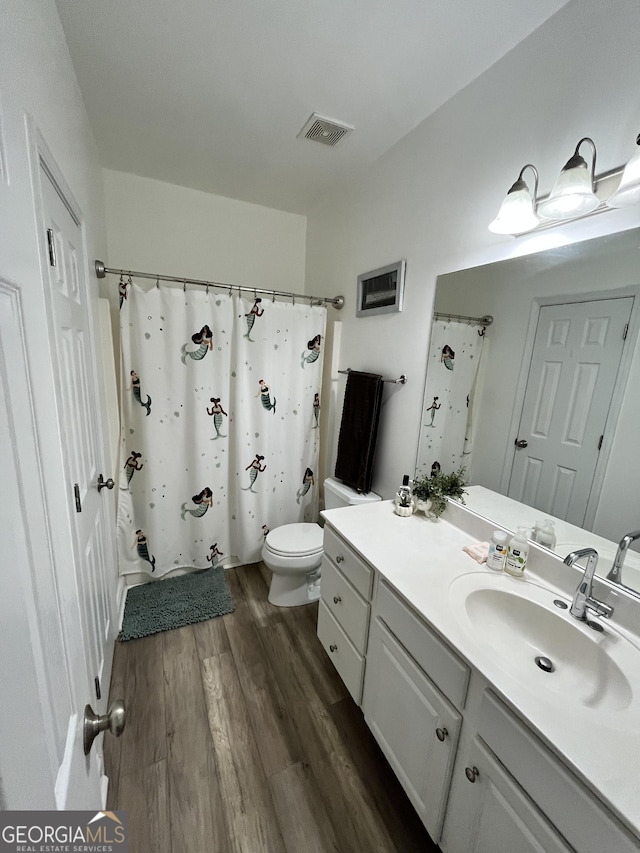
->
<box><xmin>324</xmin><ymin>477</ymin><xmax>382</xmax><ymax>510</ymax></box>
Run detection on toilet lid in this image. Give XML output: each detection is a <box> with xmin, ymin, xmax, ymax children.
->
<box><xmin>265</xmin><ymin>523</ymin><xmax>323</xmax><ymax>557</ymax></box>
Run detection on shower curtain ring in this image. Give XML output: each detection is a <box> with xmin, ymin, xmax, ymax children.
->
<box><xmin>128</xmin><ymin>272</ymin><xmax>132</xmax><ymax>286</ymax></box>
<box><xmin>206</xmin><ymin>282</ymin><xmax>210</xmax><ymax>295</ymax></box>
<box><xmin>155</xmin><ymin>276</ymin><xmax>160</xmax><ymax>289</ymax></box>
<box><xmin>183</xmin><ymin>279</ymin><xmax>186</xmax><ymax>293</ymax></box>
<box><xmin>291</xmin><ymin>292</ymin><xmax>295</xmax><ymax>305</ymax></box>
<box><xmin>272</xmin><ymin>291</ymin><xmax>276</xmax><ymax>303</ymax></box>
<box><xmin>229</xmin><ymin>285</ymin><xmax>233</xmax><ymax>298</ymax></box>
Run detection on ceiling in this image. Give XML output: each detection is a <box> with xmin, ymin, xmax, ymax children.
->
<box><xmin>56</xmin><ymin>0</ymin><xmax>570</xmax><ymax>215</ymax></box>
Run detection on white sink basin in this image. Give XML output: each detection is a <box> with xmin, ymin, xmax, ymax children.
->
<box><xmin>448</xmin><ymin>572</ymin><xmax>637</xmax><ymax>713</ymax></box>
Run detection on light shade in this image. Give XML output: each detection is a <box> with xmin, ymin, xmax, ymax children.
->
<box><xmin>488</xmin><ymin>165</ymin><xmax>539</xmax><ymax>235</ymax></box>
<box><xmin>537</xmin><ymin>137</ymin><xmax>599</xmax><ymax>220</ymax></box>
<box><xmin>608</xmin><ymin>135</ymin><xmax>640</xmax><ymax>208</ymax></box>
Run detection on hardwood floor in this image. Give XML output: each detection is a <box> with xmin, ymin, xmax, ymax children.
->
<box><xmin>104</xmin><ymin>564</ymin><xmax>438</xmax><ymax>853</ymax></box>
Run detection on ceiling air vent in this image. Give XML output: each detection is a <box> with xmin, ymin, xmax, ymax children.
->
<box><xmin>298</xmin><ymin>113</ymin><xmax>354</xmax><ymax>147</ymax></box>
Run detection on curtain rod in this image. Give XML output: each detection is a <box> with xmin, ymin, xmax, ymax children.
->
<box><xmin>94</xmin><ymin>260</ymin><xmax>345</xmax><ymax>309</ymax></box>
<box><xmin>433</xmin><ymin>311</ymin><xmax>493</xmax><ymax>326</ymax></box>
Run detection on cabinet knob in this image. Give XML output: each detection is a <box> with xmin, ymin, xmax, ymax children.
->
<box><xmin>465</xmin><ymin>766</ymin><xmax>480</xmax><ymax>783</ymax></box>
<box><xmin>329</xmin><ymin>644</ymin><xmax>338</xmax><ymax>653</ymax></box>
<box><xmin>333</xmin><ymin>595</ymin><xmax>342</xmax><ymax>604</ymax></box>
<box><xmin>336</xmin><ymin>555</ymin><xmax>344</xmax><ymax>564</ymax></box>
<box><xmin>436</xmin><ymin>727</ymin><xmax>448</xmax><ymax>742</ymax></box>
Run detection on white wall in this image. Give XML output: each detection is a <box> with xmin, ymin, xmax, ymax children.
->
<box><xmin>4</xmin><ymin>1</ymin><xmax>107</xmax><ymax>259</ymax></box>
<box><xmin>102</xmin><ymin>169</ymin><xmax>307</xmax><ymax>306</ymax></box>
<box><xmin>305</xmin><ymin>0</ymin><xmax>640</xmax><ymax>501</ymax></box>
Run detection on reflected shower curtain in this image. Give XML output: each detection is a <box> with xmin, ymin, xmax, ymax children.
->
<box><xmin>416</xmin><ymin>319</ymin><xmax>486</xmax><ymax>479</ymax></box>
<box><xmin>117</xmin><ymin>282</ymin><xmax>326</xmax><ymax>578</ymax></box>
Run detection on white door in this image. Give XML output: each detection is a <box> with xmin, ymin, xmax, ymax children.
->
<box><xmin>39</xmin><ymin>162</ymin><xmax>115</xmax><ymax>719</ymax></box>
<box><xmin>508</xmin><ymin>298</ymin><xmax>633</xmax><ymax>526</ymax></box>
<box><xmin>0</xmin><ymin>88</ymin><xmax>116</xmax><ymax>808</ymax></box>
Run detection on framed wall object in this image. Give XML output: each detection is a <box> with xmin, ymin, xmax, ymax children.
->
<box><xmin>356</xmin><ymin>260</ymin><xmax>406</xmax><ymax>317</ymax></box>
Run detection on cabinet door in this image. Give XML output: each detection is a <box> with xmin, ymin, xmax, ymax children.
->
<box><xmin>442</xmin><ymin>738</ymin><xmax>574</xmax><ymax>853</ymax></box>
<box><xmin>362</xmin><ymin>618</ymin><xmax>461</xmax><ymax>842</ymax></box>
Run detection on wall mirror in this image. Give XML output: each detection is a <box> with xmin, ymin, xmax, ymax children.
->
<box><xmin>416</xmin><ymin>227</ymin><xmax>640</xmax><ymax>594</ymax></box>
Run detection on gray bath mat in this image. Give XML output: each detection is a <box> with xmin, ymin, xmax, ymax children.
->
<box><xmin>119</xmin><ymin>566</ymin><xmax>235</xmax><ymax>641</ymax></box>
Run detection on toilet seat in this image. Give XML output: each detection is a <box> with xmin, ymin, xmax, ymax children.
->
<box><xmin>264</xmin><ymin>523</ymin><xmax>323</xmax><ymax>558</ymax></box>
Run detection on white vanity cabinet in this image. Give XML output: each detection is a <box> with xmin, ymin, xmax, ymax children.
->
<box><xmin>442</xmin><ymin>735</ymin><xmax>574</xmax><ymax>853</ymax></box>
<box><xmin>316</xmin><ymin>526</ymin><xmax>373</xmax><ymax>704</ymax></box>
<box><xmin>442</xmin><ymin>690</ymin><xmax>638</xmax><ymax>853</ymax></box>
<box><xmin>317</xmin><ymin>515</ymin><xmax>640</xmax><ymax>850</ymax></box>
<box><xmin>362</xmin><ymin>608</ymin><xmax>464</xmax><ymax>840</ymax></box>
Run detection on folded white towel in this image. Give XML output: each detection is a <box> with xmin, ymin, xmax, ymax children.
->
<box><xmin>463</xmin><ymin>542</ymin><xmax>490</xmax><ymax>563</ymax></box>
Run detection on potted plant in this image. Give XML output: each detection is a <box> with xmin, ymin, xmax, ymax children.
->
<box><xmin>412</xmin><ymin>467</ymin><xmax>467</xmax><ymax>518</ymax></box>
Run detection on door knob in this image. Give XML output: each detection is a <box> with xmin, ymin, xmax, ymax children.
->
<box><xmin>465</xmin><ymin>765</ymin><xmax>480</xmax><ymax>783</ymax></box>
<box><xmin>83</xmin><ymin>699</ymin><xmax>126</xmax><ymax>755</ymax></box>
<box><xmin>97</xmin><ymin>474</ymin><xmax>115</xmax><ymax>491</ymax></box>
<box><xmin>514</xmin><ymin>439</ymin><xmax>528</xmax><ymax>449</ymax></box>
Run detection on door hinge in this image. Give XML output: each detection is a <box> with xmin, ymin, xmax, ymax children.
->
<box><xmin>74</xmin><ymin>483</ymin><xmax>82</xmax><ymax>513</ymax></box>
<box><xmin>598</xmin><ymin>434</ymin><xmax>603</xmax><ymax>450</ymax></box>
<box><xmin>623</xmin><ymin>322</ymin><xmax>628</xmax><ymax>340</ymax></box>
<box><xmin>46</xmin><ymin>228</ymin><xmax>56</xmax><ymax>267</ymax></box>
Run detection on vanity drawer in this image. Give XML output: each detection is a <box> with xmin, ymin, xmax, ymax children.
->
<box><xmin>317</xmin><ymin>600</ymin><xmax>365</xmax><ymax>705</ymax></box>
<box><xmin>320</xmin><ymin>556</ymin><xmax>370</xmax><ymax>653</ymax></box>
<box><xmin>477</xmin><ymin>690</ymin><xmax>638</xmax><ymax>853</ymax></box>
<box><xmin>323</xmin><ymin>525</ymin><xmax>373</xmax><ymax>599</ymax></box>
<box><xmin>376</xmin><ymin>580</ymin><xmax>470</xmax><ymax>710</ymax></box>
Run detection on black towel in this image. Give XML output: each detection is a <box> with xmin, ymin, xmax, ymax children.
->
<box><xmin>335</xmin><ymin>371</ymin><xmax>384</xmax><ymax>493</ymax></box>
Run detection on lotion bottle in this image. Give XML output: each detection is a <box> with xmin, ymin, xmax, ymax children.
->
<box><xmin>505</xmin><ymin>527</ymin><xmax>529</xmax><ymax>577</ymax></box>
<box><xmin>487</xmin><ymin>530</ymin><xmax>508</xmax><ymax>571</ymax></box>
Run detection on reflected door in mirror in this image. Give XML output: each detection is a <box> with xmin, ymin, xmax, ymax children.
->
<box><xmin>508</xmin><ymin>297</ymin><xmax>633</xmax><ymax>526</ymax></box>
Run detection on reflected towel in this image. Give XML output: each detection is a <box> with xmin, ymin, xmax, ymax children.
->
<box><xmin>334</xmin><ymin>371</ymin><xmax>383</xmax><ymax>493</ymax></box>
<box><xmin>463</xmin><ymin>542</ymin><xmax>490</xmax><ymax>563</ymax></box>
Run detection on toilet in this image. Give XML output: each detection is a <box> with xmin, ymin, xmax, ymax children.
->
<box><xmin>262</xmin><ymin>477</ymin><xmax>381</xmax><ymax>606</ymax></box>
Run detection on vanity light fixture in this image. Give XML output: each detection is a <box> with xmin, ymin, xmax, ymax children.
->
<box><xmin>489</xmin><ymin>132</ymin><xmax>640</xmax><ymax>235</ymax></box>
<box><xmin>608</xmin><ymin>134</ymin><xmax>640</xmax><ymax>208</ymax></box>
<box><xmin>537</xmin><ymin>137</ymin><xmax>599</xmax><ymax>221</ymax></box>
<box><xmin>488</xmin><ymin>164</ymin><xmax>539</xmax><ymax>235</ymax></box>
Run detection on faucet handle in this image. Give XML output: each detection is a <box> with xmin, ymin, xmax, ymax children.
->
<box><xmin>585</xmin><ymin>597</ymin><xmax>614</xmax><ymax>619</ymax></box>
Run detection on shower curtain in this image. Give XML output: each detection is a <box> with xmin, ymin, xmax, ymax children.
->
<box><xmin>117</xmin><ymin>282</ymin><xmax>326</xmax><ymax>578</ymax></box>
<box><xmin>416</xmin><ymin>318</ymin><xmax>486</xmax><ymax>479</ymax></box>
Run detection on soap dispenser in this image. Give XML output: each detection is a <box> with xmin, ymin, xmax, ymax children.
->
<box><xmin>505</xmin><ymin>527</ymin><xmax>529</xmax><ymax>577</ymax></box>
<box><xmin>394</xmin><ymin>475</ymin><xmax>414</xmax><ymax>517</ymax></box>
<box><xmin>487</xmin><ymin>530</ymin><xmax>508</xmax><ymax>571</ymax></box>
<box><xmin>536</xmin><ymin>519</ymin><xmax>557</xmax><ymax>550</ymax></box>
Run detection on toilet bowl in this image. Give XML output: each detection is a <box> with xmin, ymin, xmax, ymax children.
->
<box><xmin>262</xmin><ymin>477</ymin><xmax>381</xmax><ymax>607</ymax></box>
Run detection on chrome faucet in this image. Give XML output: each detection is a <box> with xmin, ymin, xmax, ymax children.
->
<box><xmin>563</xmin><ymin>548</ymin><xmax>614</xmax><ymax>621</ymax></box>
<box><xmin>606</xmin><ymin>530</ymin><xmax>640</xmax><ymax>585</ymax></box>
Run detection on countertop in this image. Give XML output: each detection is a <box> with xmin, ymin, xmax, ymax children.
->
<box><xmin>321</xmin><ymin>499</ymin><xmax>640</xmax><ymax>838</ymax></box>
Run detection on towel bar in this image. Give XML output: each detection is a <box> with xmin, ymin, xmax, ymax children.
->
<box><xmin>338</xmin><ymin>369</ymin><xmax>407</xmax><ymax>385</ymax></box>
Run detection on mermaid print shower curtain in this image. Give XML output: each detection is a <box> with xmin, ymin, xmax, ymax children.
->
<box><xmin>416</xmin><ymin>318</ymin><xmax>486</xmax><ymax>479</ymax></box>
<box><xmin>117</xmin><ymin>282</ymin><xmax>326</xmax><ymax>578</ymax></box>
